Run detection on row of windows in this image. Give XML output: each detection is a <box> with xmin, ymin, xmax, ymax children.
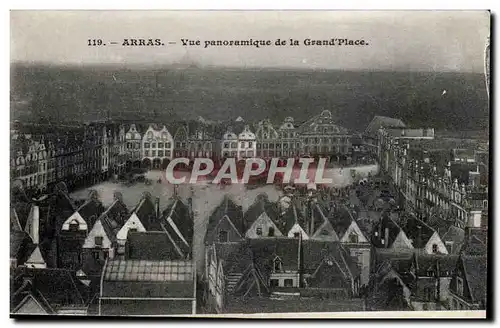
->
<box><xmin>258</xmin><ymin>143</ymin><xmax>300</xmax><ymax>149</ymax></box>
<box><xmin>223</xmin><ymin>142</ymin><xmax>254</xmax><ymax>149</ymax></box>
<box><xmin>144</xmin><ymin>150</ymin><xmax>172</xmax><ymax>157</ymax></box>
<box><xmin>221</xmin><ymin>151</ymin><xmax>255</xmax><ymax>158</ymax></box>
<box><xmin>143</xmin><ymin>142</ymin><xmax>172</xmax><ymax>149</ymax></box>
<box><xmin>304</xmin><ymin>137</ymin><xmax>349</xmax><ymax>145</ymax></box>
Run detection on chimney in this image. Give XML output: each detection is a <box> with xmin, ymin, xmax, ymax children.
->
<box><xmin>308</xmin><ymin>199</ymin><xmax>315</xmax><ymax>236</ymax></box>
<box><xmin>155</xmin><ymin>197</ymin><xmax>160</xmax><ymax>219</ymax></box>
<box><xmin>417</xmin><ymin>226</ymin><xmax>422</xmax><ymax>248</ymax></box>
<box><xmin>384</xmin><ymin>227</ymin><xmax>389</xmax><ymax>248</ymax></box>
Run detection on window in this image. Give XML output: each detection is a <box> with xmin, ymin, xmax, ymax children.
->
<box><xmin>129</xmin><ymin>228</ymin><xmax>138</xmax><ymax>234</ymax></box>
<box><xmin>158</xmin><ymin>143</ymin><xmax>164</xmax><ymax>148</ymax></box>
<box><xmin>294</xmin><ymin>232</ymin><xmax>300</xmax><ymax>238</ymax></box>
<box><xmin>349</xmin><ymin>233</ymin><xmax>359</xmax><ymax>243</ymax></box>
<box><xmin>144</xmin><ymin>143</ymin><xmax>150</xmax><ymax>149</ymax></box>
<box><xmin>432</xmin><ymin>244</ymin><xmax>438</xmax><ymax>254</ymax></box>
<box><xmin>284</xmin><ymin>279</ymin><xmax>293</xmax><ymax>287</ymax></box>
<box><xmin>95</xmin><ymin>236</ymin><xmax>103</xmax><ymax>246</ymax></box>
<box><xmin>166</xmin><ymin>142</ymin><xmax>171</xmax><ymax>148</ymax></box>
<box><xmin>256</xmin><ymin>227</ymin><xmax>263</xmax><ymax>236</ymax></box>
<box><xmin>224</xmin><ymin>142</ymin><xmax>229</xmax><ymax>149</ymax></box>
<box><xmin>270</xmin><ymin>279</ymin><xmax>279</xmax><ymax>287</ymax></box>
<box><xmin>69</xmin><ymin>220</ymin><xmax>79</xmax><ymax>232</ymax></box>
<box><xmin>92</xmin><ymin>251</ymin><xmax>101</xmax><ymax>261</ymax></box>
<box><xmin>321</xmin><ymin>229</ymin><xmax>329</xmax><ymax>236</ymax></box>
<box><xmin>274</xmin><ymin>258</ymin><xmax>283</xmax><ymax>272</ymax></box>
<box><xmin>240</xmin><ymin>142</ymin><xmax>245</xmax><ymax>148</ymax></box>
<box><xmin>218</xmin><ymin>230</ymin><xmax>228</xmax><ymax>243</ymax></box>
<box><xmin>248</xmin><ymin>142</ymin><xmax>253</xmax><ymax>147</ymax></box>
<box><xmin>268</xmin><ymin>227</ymin><xmax>275</xmax><ymax>237</ymax></box>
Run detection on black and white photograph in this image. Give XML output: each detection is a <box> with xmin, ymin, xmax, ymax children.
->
<box><xmin>9</xmin><ymin>10</ymin><xmax>490</xmax><ymax>318</ymax></box>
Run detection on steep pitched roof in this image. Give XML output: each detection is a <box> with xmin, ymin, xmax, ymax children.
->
<box><xmin>372</xmin><ymin>214</ymin><xmax>405</xmax><ymax>248</ymax></box>
<box><xmin>328</xmin><ymin>206</ymin><xmax>355</xmax><ymax>239</ymax></box>
<box><xmin>161</xmin><ymin>197</ymin><xmax>193</xmax><ymax>247</ymax></box>
<box><xmin>13</xmin><ymin>268</ymin><xmax>89</xmax><ymax>308</ymax></box>
<box><xmin>10</xmin><ymin>230</ymin><xmax>31</xmax><ymax>261</ymax></box>
<box><xmin>365</xmin><ymin>116</ymin><xmax>406</xmax><ymax>136</ymax></box>
<box><xmin>276</xmin><ymin>199</ymin><xmax>307</xmax><ymax>234</ymax></box>
<box><xmin>249</xmin><ymin>238</ymin><xmax>300</xmax><ymax>279</ymax></box>
<box><xmin>11</xmin><ymin>208</ymin><xmax>23</xmax><ymax>231</ymax></box>
<box><xmin>130</xmin><ymin>194</ymin><xmax>157</xmax><ymax>230</ymax></box>
<box><xmin>75</xmin><ymin>198</ymin><xmax>105</xmax><ymax>227</ymax></box>
<box><xmin>243</xmin><ymin>194</ymin><xmax>280</xmax><ymax>231</ymax></box>
<box><xmin>126</xmin><ymin>231</ymin><xmax>185</xmax><ymax>260</ymax></box>
<box><xmin>302</xmin><ymin>240</ymin><xmax>359</xmax><ymax>279</ymax></box>
<box><xmin>215</xmin><ymin>242</ymin><xmax>253</xmax><ymax>274</ymax></box>
<box><xmin>402</xmin><ymin>217</ymin><xmax>437</xmax><ymax>248</ymax></box>
<box><xmin>462</xmin><ymin>255</ymin><xmax>487</xmax><ymax>304</ymax></box>
<box><xmin>98</xmin><ymin>199</ymin><xmax>129</xmax><ymax>241</ymax></box>
<box><xmin>205</xmin><ymin>195</ymin><xmax>244</xmax><ymax>244</ymax></box>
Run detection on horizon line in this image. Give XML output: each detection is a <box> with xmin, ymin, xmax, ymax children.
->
<box><xmin>10</xmin><ymin>60</ymin><xmax>484</xmax><ymax>74</ymax></box>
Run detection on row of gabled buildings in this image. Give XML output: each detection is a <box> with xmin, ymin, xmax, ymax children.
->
<box><xmin>124</xmin><ymin>109</ymin><xmax>354</xmax><ymax>168</ymax></box>
<box><xmin>10</xmin><ymin>182</ymin><xmax>197</xmax><ymax>315</ymax></box>
<box><xmin>11</xmin><ymin>122</ymin><xmax>128</xmax><ymax>196</ymax></box>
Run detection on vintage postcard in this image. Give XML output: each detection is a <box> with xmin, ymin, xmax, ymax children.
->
<box><xmin>9</xmin><ymin>10</ymin><xmax>490</xmax><ymax>318</ymax></box>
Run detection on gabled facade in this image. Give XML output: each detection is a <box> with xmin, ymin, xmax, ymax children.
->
<box><xmin>205</xmin><ymin>196</ymin><xmax>244</xmax><ymax>245</ymax></box>
<box><xmin>448</xmin><ymin>255</ymin><xmax>487</xmax><ymax>310</ymax></box>
<box><xmin>244</xmin><ymin>195</ymin><xmax>283</xmax><ymax>238</ymax></box>
<box><xmin>141</xmin><ymin>124</ymin><xmax>174</xmax><ymax>169</ymax></box>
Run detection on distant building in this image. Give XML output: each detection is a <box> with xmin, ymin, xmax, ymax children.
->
<box><xmin>141</xmin><ymin>124</ymin><xmax>174</xmax><ymax>169</ymax></box>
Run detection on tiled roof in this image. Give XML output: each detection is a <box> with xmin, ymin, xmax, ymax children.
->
<box><xmin>126</xmin><ymin>231</ymin><xmax>185</xmax><ymax>261</ymax></box>
<box><xmin>462</xmin><ymin>255</ymin><xmax>487</xmax><ymax>304</ymax></box>
<box><xmin>76</xmin><ymin>198</ymin><xmax>105</xmax><ymax>227</ymax></box>
<box><xmin>103</xmin><ymin>259</ymin><xmax>194</xmax><ymax>282</ymax></box>
<box><xmin>99</xmin><ymin>199</ymin><xmax>129</xmax><ymax>241</ymax></box>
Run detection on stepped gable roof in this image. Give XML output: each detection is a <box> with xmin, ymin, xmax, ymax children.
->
<box><xmin>161</xmin><ymin>196</ymin><xmax>193</xmax><ymax>246</ymax></box>
<box><xmin>205</xmin><ymin>195</ymin><xmax>244</xmax><ymax>244</ymax></box>
<box><xmin>365</xmin><ymin>115</ymin><xmax>406</xmax><ymax>136</ymax></box>
<box><xmin>126</xmin><ymin>231</ymin><xmax>185</xmax><ymax>261</ymax></box>
<box><xmin>462</xmin><ymin>255</ymin><xmax>487</xmax><ymax>304</ymax></box>
<box><xmin>243</xmin><ymin>194</ymin><xmax>280</xmax><ymax>231</ymax></box>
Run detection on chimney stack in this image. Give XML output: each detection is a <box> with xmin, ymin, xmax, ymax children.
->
<box><xmin>384</xmin><ymin>227</ymin><xmax>389</xmax><ymax>248</ymax></box>
<box><xmin>155</xmin><ymin>197</ymin><xmax>160</xmax><ymax>219</ymax></box>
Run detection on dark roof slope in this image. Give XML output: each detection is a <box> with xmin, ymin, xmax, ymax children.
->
<box><xmin>243</xmin><ymin>194</ymin><xmax>280</xmax><ymax>231</ymax></box>
<box><xmin>402</xmin><ymin>217</ymin><xmax>436</xmax><ymax>248</ymax></box>
<box><xmin>249</xmin><ymin>238</ymin><xmax>300</xmax><ymax>279</ymax></box>
<box><xmin>131</xmin><ymin>194</ymin><xmax>157</xmax><ymax>229</ymax></box>
<box><xmin>462</xmin><ymin>255</ymin><xmax>487</xmax><ymax>304</ymax></box>
<box><xmin>205</xmin><ymin>195</ymin><xmax>244</xmax><ymax>244</ymax></box>
<box><xmin>126</xmin><ymin>231</ymin><xmax>185</xmax><ymax>260</ymax></box>
<box><xmin>162</xmin><ymin>197</ymin><xmax>193</xmax><ymax>246</ymax></box>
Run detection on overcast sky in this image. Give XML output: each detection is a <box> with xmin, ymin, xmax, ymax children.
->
<box><xmin>10</xmin><ymin>10</ymin><xmax>490</xmax><ymax>72</ymax></box>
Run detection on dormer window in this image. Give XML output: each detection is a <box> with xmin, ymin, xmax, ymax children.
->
<box><xmin>256</xmin><ymin>227</ymin><xmax>262</xmax><ymax>236</ymax></box>
<box><xmin>273</xmin><ymin>257</ymin><xmax>283</xmax><ymax>272</ymax></box>
<box><xmin>432</xmin><ymin>244</ymin><xmax>438</xmax><ymax>254</ymax></box>
<box><xmin>268</xmin><ymin>227</ymin><xmax>275</xmax><ymax>237</ymax></box>
<box><xmin>294</xmin><ymin>232</ymin><xmax>300</xmax><ymax>238</ymax></box>
<box><xmin>69</xmin><ymin>220</ymin><xmax>79</xmax><ymax>232</ymax></box>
